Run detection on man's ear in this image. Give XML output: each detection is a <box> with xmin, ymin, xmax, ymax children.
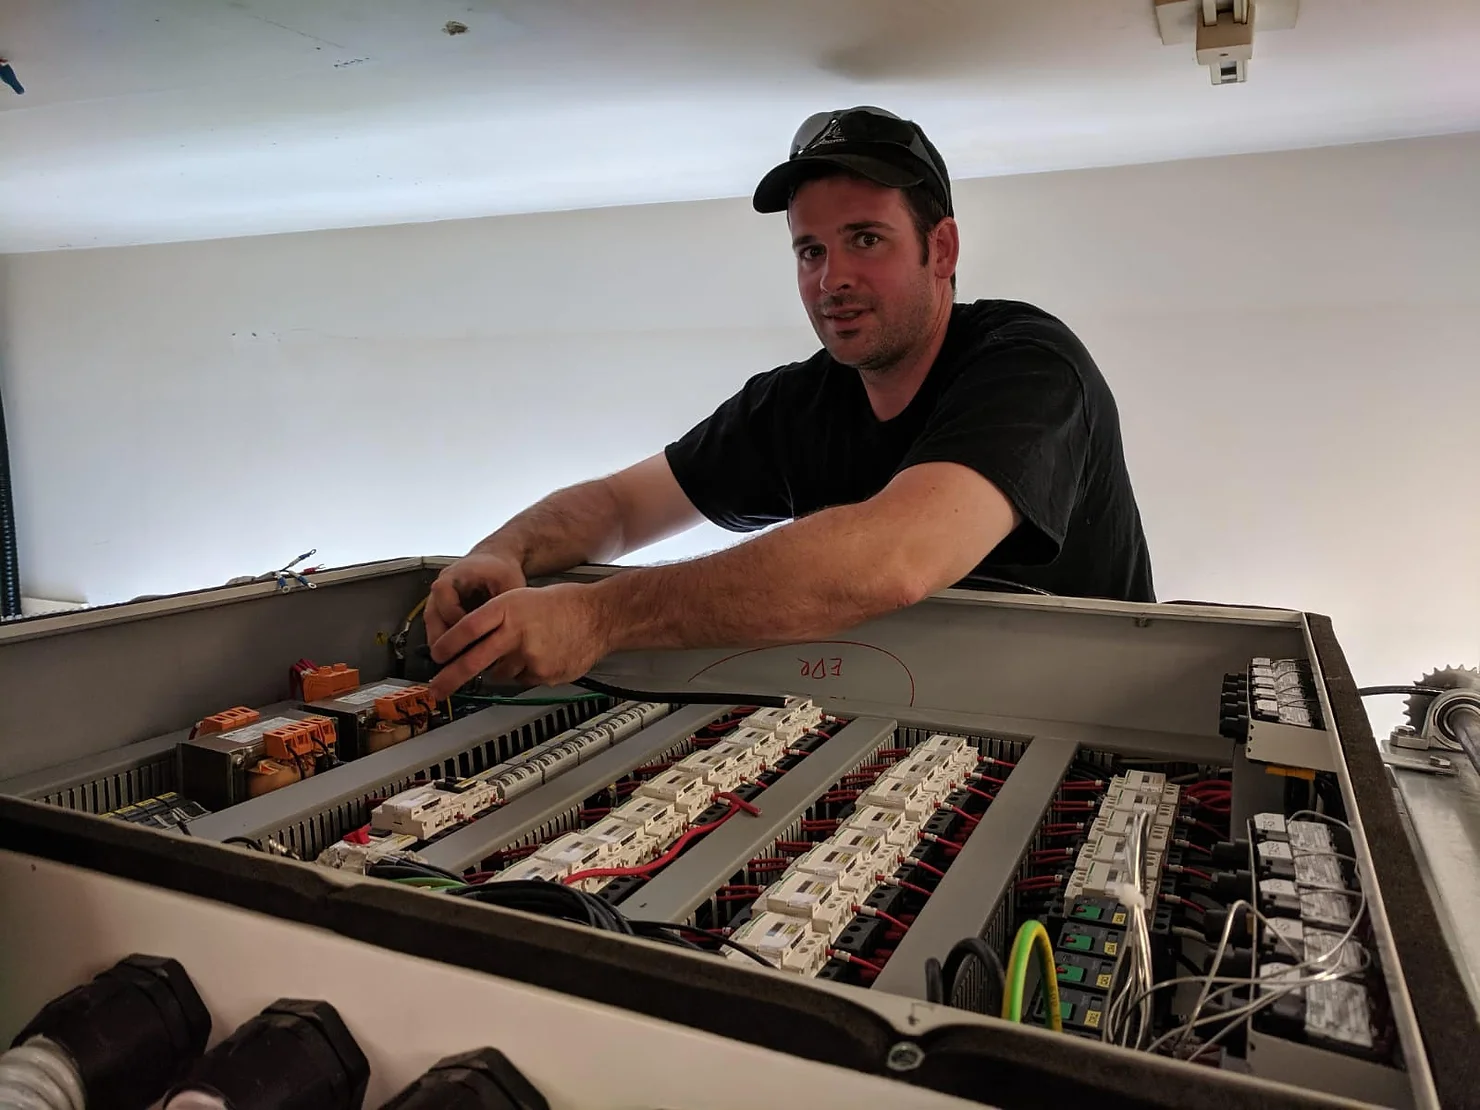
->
<box><xmin>932</xmin><ymin>217</ymin><xmax>961</xmax><ymax>280</ymax></box>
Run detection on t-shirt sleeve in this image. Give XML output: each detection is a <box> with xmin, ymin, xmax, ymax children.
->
<box><xmin>664</xmin><ymin>370</ymin><xmax>794</xmax><ymax>532</ymax></box>
<box><xmin>899</xmin><ymin>344</ymin><xmax>1088</xmax><ymax>566</ymax></box>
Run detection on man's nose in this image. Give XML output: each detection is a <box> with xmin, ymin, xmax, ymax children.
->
<box><xmin>819</xmin><ymin>253</ymin><xmax>855</xmax><ymax>294</ymax></box>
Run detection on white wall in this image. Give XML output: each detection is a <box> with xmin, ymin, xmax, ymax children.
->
<box><xmin>2</xmin><ymin>132</ymin><xmax>1477</xmax><ymax>734</ymax></box>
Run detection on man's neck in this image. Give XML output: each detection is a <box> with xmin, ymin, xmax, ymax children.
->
<box><xmin>859</xmin><ymin>295</ymin><xmax>954</xmax><ymax>422</ymax></box>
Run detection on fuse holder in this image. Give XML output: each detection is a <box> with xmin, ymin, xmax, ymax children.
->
<box><xmin>301</xmin><ymin>664</ymin><xmax>361</xmax><ymax>702</ymax></box>
<box><xmin>193</xmin><ymin>706</ymin><xmax>260</xmax><ymax>737</ymax></box>
<box><xmin>375</xmin><ymin>685</ymin><xmax>436</xmax><ymax>723</ymax></box>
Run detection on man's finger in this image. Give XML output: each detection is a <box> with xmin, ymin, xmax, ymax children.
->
<box><xmin>429</xmin><ymin>595</ymin><xmax>507</xmax><ymax>664</ymax></box>
<box><xmin>428</xmin><ymin>620</ymin><xmax>520</xmax><ymax>699</ymax></box>
<box><xmin>424</xmin><ymin>576</ymin><xmax>465</xmax><ymax>645</ymax></box>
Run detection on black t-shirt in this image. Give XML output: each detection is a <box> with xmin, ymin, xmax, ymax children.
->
<box><xmin>664</xmin><ymin>299</ymin><xmax>1154</xmax><ymax>602</ymax></box>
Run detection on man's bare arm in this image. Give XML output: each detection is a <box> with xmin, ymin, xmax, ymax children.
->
<box><xmin>428</xmin><ymin>458</ymin><xmax>1023</xmax><ymax>699</ymax></box>
<box><xmin>588</xmin><ymin>461</ymin><xmax>1020</xmax><ymax>651</ymax></box>
<box><xmin>475</xmin><ymin>453</ymin><xmax>702</xmax><ymax>574</ymax></box>
<box><xmin>426</xmin><ymin>453</ymin><xmax>703</xmax><ymax>643</ymax></box>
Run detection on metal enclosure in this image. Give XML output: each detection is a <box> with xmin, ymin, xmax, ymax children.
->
<box><xmin>0</xmin><ymin>558</ymin><xmax>1472</xmax><ymax>1110</ymax></box>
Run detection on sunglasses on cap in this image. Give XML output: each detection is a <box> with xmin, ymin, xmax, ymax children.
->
<box><xmin>783</xmin><ymin>106</ymin><xmax>952</xmax><ymax>214</ymax></box>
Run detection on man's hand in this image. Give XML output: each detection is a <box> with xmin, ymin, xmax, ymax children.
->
<box><xmin>426</xmin><ymin>552</ymin><xmax>528</xmax><ymax>646</ymax></box>
<box><xmin>426</xmin><ymin>583</ymin><xmax>610</xmax><ymax>699</ymax></box>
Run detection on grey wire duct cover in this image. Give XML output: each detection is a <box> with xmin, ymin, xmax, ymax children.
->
<box><xmin>0</xmin><ymin>383</ymin><xmax>20</xmax><ymax>617</ymax></box>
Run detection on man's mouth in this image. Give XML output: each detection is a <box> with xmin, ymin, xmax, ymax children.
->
<box><xmin>823</xmin><ymin>308</ymin><xmax>868</xmax><ymax>322</ymax></box>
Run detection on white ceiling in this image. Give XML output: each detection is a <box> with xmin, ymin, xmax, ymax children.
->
<box><xmin>2</xmin><ymin>0</ymin><xmax>1478</xmax><ymax>253</ymax></box>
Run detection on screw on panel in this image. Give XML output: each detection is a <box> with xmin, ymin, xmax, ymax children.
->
<box><xmin>886</xmin><ymin>1041</ymin><xmax>925</xmax><ymax>1072</ymax></box>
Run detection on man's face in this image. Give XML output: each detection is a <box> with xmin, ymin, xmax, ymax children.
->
<box><xmin>788</xmin><ymin>174</ymin><xmax>936</xmax><ymax>373</ymax></box>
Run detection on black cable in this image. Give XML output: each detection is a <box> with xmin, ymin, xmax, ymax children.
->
<box><xmin>367</xmin><ymin>859</ymin><xmax>467</xmax><ymax>884</ymax></box>
<box><xmin>574</xmin><ymin>676</ymin><xmax>787</xmax><ymax>709</ymax></box>
<box><xmin>923</xmin><ymin>956</ymin><xmax>946</xmax><ymax>1004</ymax></box>
<box><xmin>453</xmin><ymin>880</ymin><xmax>635</xmax><ymax>934</ymax></box>
<box><xmin>1356</xmin><ymin>685</ymin><xmax>1447</xmax><ymax>698</ymax></box>
<box><xmin>222</xmin><ymin>835</ymin><xmax>263</xmax><ymax>851</ymax></box>
<box><xmin>940</xmin><ymin>937</ymin><xmax>1006</xmax><ymax>1016</ymax></box>
<box><xmin>627</xmin><ymin>920</ymin><xmax>773</xmax><ymax>968</ymax></box>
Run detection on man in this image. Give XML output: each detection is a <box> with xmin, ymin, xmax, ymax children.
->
<box><xmin>425</xmin><ymin>106</ymin><xmax>1152</xmax><ymax>699</ymax></box>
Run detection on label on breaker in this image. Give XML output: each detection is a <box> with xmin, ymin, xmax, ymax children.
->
<box><xmin>1293</xmin><ymin>853</ymin><xmax>1346</xmax><ymax>891</ymax></box>
<box><xmin>1304</xmin><ymin>928</ymin><xmax>1367</xmax><ymax>976</ymax></box>
<box><xmin>1307</xmin><ymin>979</ymin><xmax>1375</xmax><ymax>1050</ymax></box>
<box><xmin>336</xmin><ymin>683</ymin><xmax>410</xmax><ymax>707</ymax></box>
<box><xmin>1287</xmin><ymin>820</ymin><xmax>1334</xmax><ymax>854</ymax></box>
<box><xmin>1299</xmin><ymin>889</ymin><xmax>1355</xmax><ymax>930</ymax></box>
<box><xmin>216</xmin><ymin>716</ymin><xmax>297</xmax><ymax>746</ymax></box>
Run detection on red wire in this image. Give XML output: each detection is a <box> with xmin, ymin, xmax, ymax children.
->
<box><xmin>1179</xmin><ymin>866</ymin><xmax>1215</xmax><ymax>882</ymax></box>
<box><xmin>973</xmin><ymin>774</ymin><xmax>1007</xmax><ymax>787</ymax></box>
<box><xmin>911</xmin><ymin>859</ymin><xmax>948</xmax><ymax>879</ymax></box>
<box><xmin>982</xmin><ymin>757</ymin><xmax>1017</xmax><ymax>768</ymax></box>
<box><xmin>863</xmin><ymin>907</ymin><xmax>913</xmax><ymax>933</ymax></box>
<box><xmin>832</xmin><ymin>951</ymin><xmax>886</xmax><ymax>975</ymax></box>
<box><xmin>563</xmin><ymin>800</ymin><xmax>750</xmax><ymax>885</ymax></box>
<box><xmin>1179</xmin><ymin>840</ymin><xmax>1214</xmax><ymax>857</ymax></box>
<box><xmin>949</xmin><ymin>806</ymin><xmax>980</xmax><ymax>826</ymax></box>
<box><xmin>893</xmin><ymin>879</ymin><xmax>934</xmax><ymax>899</ymax></box>
<box><xmin>964</xmin><ymin>786</ymin><xmax>996</xmax><ymax>804</ymax></box>
<box><xmin>1183</xmin><ymin>818</ymin><xmax>1227</xmax><ymax>839</ymax></box>
<box><xmin>1188</xmin><ymin>796</ymin><xmax>1230</xmax><ymax>812</ymax></box>
<box><xmin>748</xmin><ymin>857</ymin><xmax>789</xmax><ymax>866</ymax></box>
<box><xmin>1167</xmin><ymin>896</ymin><xmax>1207</xmax><ymax>914</ymax></box>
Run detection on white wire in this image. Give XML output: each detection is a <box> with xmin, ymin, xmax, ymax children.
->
<box><xmin>1148</xmin><ymin>812</ymin><xmax>1368</xmax><ymax>1055</ymax></box>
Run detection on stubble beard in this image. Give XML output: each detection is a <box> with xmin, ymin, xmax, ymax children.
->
<box><xmin>819</xmin><ymin>279</ymin><xmax>937</xmax><ymax>379</ymax></box>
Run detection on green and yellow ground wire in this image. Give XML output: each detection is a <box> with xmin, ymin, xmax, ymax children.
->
<box><xmin>1003</xmin><ymin>919</ymin><xmax>1063</xmax><ymax>1031</ymax></box>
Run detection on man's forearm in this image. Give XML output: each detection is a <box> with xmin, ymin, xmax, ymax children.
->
<box><xmin>473</xmin><ymin>480</ymin><xmax>626</xmax><ymax>578</ymax></box>
<box><xmin>589</xmin><ymin>501</ymin><xmax>923</xmax><ymax>652</ymax></box>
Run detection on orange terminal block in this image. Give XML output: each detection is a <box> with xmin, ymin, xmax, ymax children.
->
<box><xmin>300</xmin><ymin>663</ymin><xmax>361</xmax><ymax>702</ymax></box>
<box><xmin>263</xmin><ymin>715</ymin><xmax>337</xmax><ymax>763</ymax></box>
<box><xmin>192</xmin><ymin>706</ymin><xmax>260</xmax><ymax>737</ymax></box>
<box><xmin>374</xmin><ymin>685</ymin><xmax>436</xmax><ymax>724</ymax></box>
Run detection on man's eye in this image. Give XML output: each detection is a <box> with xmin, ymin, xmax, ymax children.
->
<box><xmin>857</xmin><ymin>232</ymin><xmax>880</xmax><ymax>248</ymax></box>
<box><xmin>798</xmin><ymin>245</ymin><xmax>824</xmax><ymax>261</ymax></box>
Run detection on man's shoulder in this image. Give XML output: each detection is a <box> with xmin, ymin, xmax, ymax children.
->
<box><xmin>952</xmin><ymin>299</ymin><xmax>1083</xmax><ymax>353</ymax></box>
<box><xmin>740</xmin><ymin>345</ymin><xmax>837</xmax><ymax>398</ymax></box>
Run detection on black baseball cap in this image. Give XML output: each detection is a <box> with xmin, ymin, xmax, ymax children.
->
<box><xmin>752</xmin><ymin>106</ymin><xmax>953</xmax><ymax>216</ymax></box>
